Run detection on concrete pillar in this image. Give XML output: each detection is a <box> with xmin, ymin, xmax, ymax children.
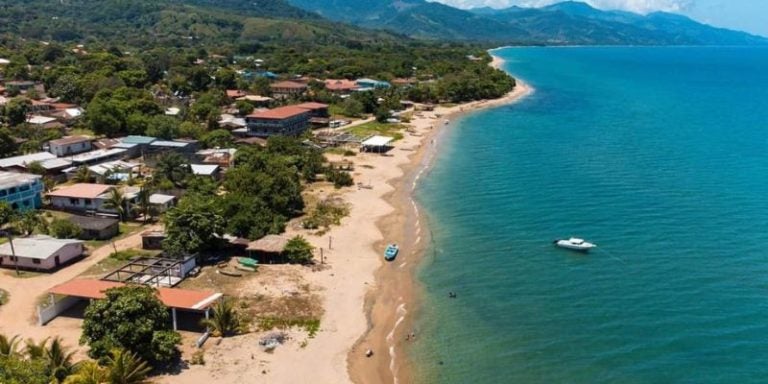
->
<box><xmin>172</xmin><ymin>308</ymin><xmax>177</xmax><ymax>331</ymax></box>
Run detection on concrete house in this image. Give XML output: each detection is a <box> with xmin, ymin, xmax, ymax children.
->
<box><xmin>68</xmin><ymin>215</ymin><xmax>120</xmax><ymax>240</ymax></box>
<box><xmin>0</xmin><ymin>172</ymin><xmax>44</xmax><ymax>211</ymax></box>
<box><xmin>48</xmin><ymin>184</ymin><xmax>115</xmax><ymax>213</ymax></box>
<box><xmin>245</xmin><ymin>106</ymin><xmax>310</xmax><ymax>137</ymax></box>
<box><xmin>269</xmin><ymin>81</ymin><xmax>307</xmax><ymax>99</ymax></box>
<box><xmin>48</xmin><ymin>136</ymin><xmax>92</xmax><ymax>157</ymax></box>
<box><xmin>0</xmin><ymin>235</ymin><xmax>84</xmax><ymax>272</ymax></box>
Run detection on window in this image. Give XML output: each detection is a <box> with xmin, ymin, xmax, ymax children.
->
<box><xmin>84</xmin><ymin>199</ymin><xmax>92</xmax><ymax>206</ymax></box>
<box><xmin>8</xmin><ymin>187</ymin><xmax>16</xmax><ymax>194</ymax></box>
<box><xmin>22</xmin><ymin>200</ymin><xmax>30</xmax><ymax>207</ymax></box>
<box><xmin>19</xmin><ymin>185</ymin><xmax>29</xmax><ymax>192</ymax></box>
<box><xmin>32</xmin><ymin>259</ymin><xmax>40</xmax><ymax>264</ymax></box>
<box><xmin>9</xmin><ymin>256</ymin><xmax>17</xmax><ymax>261</ymax></box>
<box><xmin>69</xmin><ymin>198</ymin><xmax>79</xmax><ymax>205</ymax></box>
<box><xmin>0</xmin><ymin>190</ymin><xmax>7</xmax><ymax>197</ymax></box>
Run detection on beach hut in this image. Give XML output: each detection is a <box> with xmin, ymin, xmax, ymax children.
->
<box><xmin>246</xmin><ymin>235</ymin><xmax>290</xmax><ymax>264</ymax></box>
<box><xmin>361</xmin><ymin>135</ymin><xmax>394</xmax><ymax>154</ymax></box>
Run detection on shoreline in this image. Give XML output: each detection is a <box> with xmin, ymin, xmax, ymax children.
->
<box><xmin>347</xmin><ymin>53</ymin><xmax>532</xmax><ymax>384</ymax></box>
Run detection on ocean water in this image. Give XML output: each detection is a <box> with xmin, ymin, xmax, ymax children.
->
<box><xmin>412</xmin><ymin>47</ymin><xmax>768</xmax><ymax>384</ymax></box>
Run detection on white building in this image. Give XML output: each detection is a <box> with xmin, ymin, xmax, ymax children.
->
<box><xmin>0</xmin><ymin>235</ymin><xmax>84</xmax><ymax>271</ymax></box>
<box><xmin>48</xmin><ymin>136</ymin><xmax>92</xmax><ymax>157</ymax></box>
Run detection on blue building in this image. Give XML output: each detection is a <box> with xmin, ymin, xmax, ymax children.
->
<box><xmin>355</xmin><ymin>78</ymin><xmax>391</xmax><ymax>91</ymax></box>
<box><xmin>0</xmin><ymin>172</ymin><xmax>44</xmax><ymax>211</ymax></box>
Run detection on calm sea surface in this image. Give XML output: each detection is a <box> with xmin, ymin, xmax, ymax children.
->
<box><xmin>412</xmin><ymin>46</ymin><xmax>768</xmax><ymax>383</ymax></box>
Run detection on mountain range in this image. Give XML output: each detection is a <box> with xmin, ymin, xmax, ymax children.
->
<box><xmin>286</xmin><ymin>0</ymin><xmax>768</xmax><ymax>45</ymax></box>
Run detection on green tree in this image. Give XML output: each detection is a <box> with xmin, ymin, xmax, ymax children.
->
<box><xmin>153</xmin><ymin>152</ymin><xmax>191</xmax><ymax>188</ymax></box>
<box><xmin>200</xmin><ymin>298</ymin><xmax>243</xmax><ymax>337</ymax></box>
<box><xmin>163</xmin><ymin>196</ymin><xmax>225</xmax><ymax>257</ymax></box>
<box><xmin>134</xmin><ymin>185</ymin><xmax>153</xmax><ymax>224</ymax></box>
<box><xmin>62</xmin><ymin>361</ymin><xmax>106</xmax><ymax>384</ymax></box>
<box><xmin>72</xmin><ymin>166</ymin><xmax>92</xmax><ymax>183</ymax></box>
<box><xmin>81</xmin><ymin>286</ymin><xmax>181</xmax><ymax>368</ymax></box>
<box><xmin>101</xmin><ymin>189</ymin><xmax>128</xmax><ymax>222</ymax></box>
<box><xmin>234</xmin><ymin>100</ymin><xmax>254</xmax><ymax>116</ymax></box>
<box><xmin>201</xmin><ymin>129</ymin><xmax>233</xmax><ymax>149</ymax></box>
<box><xmin>4</xmin><ymin>97</ymin><xmax>31</xmax><ymax>127</ymax></box>
<box><xmin>104</xmin><ymin>348</ymin><xmax>151</xmax><ymax>384</ymax></box>
<box><xmin>0</xmin><ymin>128</ymin><xmax>18</xmax><ymax>158</ymax></box>
<box><xmin>49</xmin><ymin>218</ymin><xmax>82</xmax><ymax>239</ymax></box>
<box><xmin>283</xmin><ymin>236</ymin><xmax>314</xmax><ymax>264</ymax></box>
<box><xmin>341</xmin><ymin>98</ymin><xmax>364</xmax><ymax>118</ymax></box>
<box><xmin>145</xmin><ymin>115</ymin><xmax>179</xmax><ymax>140</ymax></box>
<box><xmin>44</xmin><ymin>337</ymin><xmax>77</xmax><ymax>383</ymax></box>
<box><xmin>0</xmin><ymin>334</ymin><xmax>20</xmax><ymax>357</ymax></box>
<box><xmin>16</xmin><ymin>211</ymin><xmax>44</xmax><ymax>236</ymax></box>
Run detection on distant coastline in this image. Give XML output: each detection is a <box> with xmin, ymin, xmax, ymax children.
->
<box><xmin>347</xmin><ymin>49</ymin><xmax>532</xmax><ymax>384</ymax></box>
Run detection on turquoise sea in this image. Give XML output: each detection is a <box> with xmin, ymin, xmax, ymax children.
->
<box><xmin>413</xmin><ymin>46</ymin><xmax>768</xmax><ymax>383</ymax></box>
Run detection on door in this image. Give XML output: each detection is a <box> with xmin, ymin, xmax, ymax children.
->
<box><xmin>55</xmin><ymin>255</ymin><xmax>60</xmax><ymax>267</ymax></box>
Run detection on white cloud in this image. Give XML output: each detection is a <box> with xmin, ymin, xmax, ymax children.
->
<box><xmin>433</xmin><ymin>0</ymin><xmax>695</xmax><ymax>14</ymax></box>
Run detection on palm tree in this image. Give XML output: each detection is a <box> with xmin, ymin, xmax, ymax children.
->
<box><xmin>46</xmin><ymin>337</ymin><xmax>77</xmax><ymax>383</ymax></box>
<box><xmin>0</xmin><ymin>333</ymin><xmax>20</xmax><ymax>357</ymax></box>
<box><xmin>101</xmin><ymin>188</ymin><xmax>127</xmax><ymax>222</ymax></box>
<box><xmin>200</xmin><ymin>298</ymin><xmax>242</xmax><ymax>337</ymax></box>
<box><xmin>62</xmin><ymin>361</ymin><xmax>107</xmax><ymax>384</ymax></box>
<box><xmin>24</xmin><ymin>337</ymin><xmax>48</xmax><ymax>359</ymax></box>
<box><xmin>105</xmin><ymin>348</ymin><xmax>151</xmax><ymax>384</ymax></box>
<box><xmin>16</xmin><ymin>210</ymin><xmax>43</xmax><ymax>236</ymax></box>
<box><xmin>154</xmin><ymin>152</ymin><xmax>191</xmax><ymax>188</ymax></box>
<box><xmin>134</xmin><ymin>185</ymin><xmax>153</xmax><ymax>224</ymax></box>
<box><xmin>72</xmin><ymin>165</ymin><xmax>91</xmax><ymax>183</ymax></box>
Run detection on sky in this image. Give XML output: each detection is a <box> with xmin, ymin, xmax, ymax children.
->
<box><xmin>432</xmin><ymin>0</ymin><xmax>768</xmax><ymax>36</ymax></box>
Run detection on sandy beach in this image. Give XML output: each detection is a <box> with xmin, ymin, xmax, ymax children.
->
<box><xmin>0</xmin><ymin>53</ymin><xmax>530</xmax><ymax>384</ymax></box>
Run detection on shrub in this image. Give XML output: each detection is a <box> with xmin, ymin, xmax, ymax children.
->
<box><xmin>283</xmin><ymin>236</ymin><xmax>314</xmax><ymax>264</ymax></box>
<box><xmin>48</xmin><ymin>218</ymin><xmax>81</xmax><ymax>239</ymax></box>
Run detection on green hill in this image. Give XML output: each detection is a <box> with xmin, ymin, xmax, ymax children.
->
<box><xmin>287</xmin><ymin>0</ymin><xmax>768</xmax><ymax>45</ymax></box>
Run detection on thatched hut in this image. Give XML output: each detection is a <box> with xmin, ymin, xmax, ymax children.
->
<box><xmin>247</xmin><ymin>235</ymin><xmax>290</xmax><ymax>263</ymax></box>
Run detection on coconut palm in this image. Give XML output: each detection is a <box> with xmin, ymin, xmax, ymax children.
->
<box><xmin>200</xmin><ymin>298</ymin><xmax>242</xmax><ymax>337</ymax></box>
<box><xmin>24</xmin><ymin>336</ymin><xmax>48</xmax><ymax>359</ymax></box>
<box><xmin>0</xmin><ymin>333</ymin><xmax>20</xmax><ymax>357</ymax></box>
<box><xmin>105</xmin><ymin>348</ymin><xmax>151</xmax><ymax>384</ymax></box>
<box><xmin>101</xmin><ymin>188</ymin><xmax>127</xmax><ymax>222</ymax></box>
<box><xmin>46</xmin><ymin>337</ymin><xmax>77</xmax><ymax>383</ymax></box>
<box><xmin>16</xmin><ymin>210</ymin><xmax>44</xmax><ymax>236</ymax></box>
<box><xmin>62</xmin><ymin>361</ymin><xmax>107</xmax><ymax>384</ymax></box>
<box><xmin>72</xmin><ymin>165</ymin><xmax>91</xmax><ymax>183</ymax></box>
<box><xmin>134</xmin><ymin>185</ymin><xmax>153</xmax><ymax>224</ymax></box>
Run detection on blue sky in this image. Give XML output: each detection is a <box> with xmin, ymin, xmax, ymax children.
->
<box><xmin>433</xmin><ymin>0</ymin><xmax>768</xmax><ymax>37</ymax></box>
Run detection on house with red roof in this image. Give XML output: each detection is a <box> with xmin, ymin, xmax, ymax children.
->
<box><xmin>269</xmin><ymin>81</ymin><xmax>307</xmax><ymax>99</ymax></box>
<box><xmin>245</xmin><ymin>106</ymin><xmax>311</xmax><ymax>137</ymax></box>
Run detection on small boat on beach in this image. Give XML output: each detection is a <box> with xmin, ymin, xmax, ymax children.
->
<box><xmin>384</xmin><ymin>244</ymin><xmax>399</xmax><ymax>261</ymax></box>
<box><xmin>554</xmin><ymin>237</ymin><xmax>596</xmax><ymax>252</ymax></box>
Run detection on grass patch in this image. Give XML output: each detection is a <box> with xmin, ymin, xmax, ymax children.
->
<box><xmin>68</xmin><ymin>128</ymin><xmax>95</xmax><ymax>137</ymax></box>
<box><xmin>302</xmin><ymin>197</ymin><xmax>349</xmax><ymax>235</ymax></box>
<box><xmin>257</xmin><ymin>317</ymin><xmax>320</xmax><ymax>337</ymax></box>
<box><xmin>0</xmin><ymin>288</ymin><xmax>8</xmax><ymax>306</ymax></box>
<box><xmin>324</xmin><ymin>147</ymin><xmax>357</xmax><ymax>157</ymax></box>
<box><xmin>345</xmin><ymin>121</ymin><xmax>405</xmax><ymax>141</ymax></box>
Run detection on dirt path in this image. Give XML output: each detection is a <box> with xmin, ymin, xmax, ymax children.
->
<box><xmin>0</xmin><ymin>224</ymin><xmax>160</xmax><ymax>349</ymax></box>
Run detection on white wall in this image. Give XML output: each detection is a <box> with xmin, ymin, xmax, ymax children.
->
<box><xmin>0</xmin><ymin>242</ymin><xmax>83</xmax><ymax>271</ymax></box>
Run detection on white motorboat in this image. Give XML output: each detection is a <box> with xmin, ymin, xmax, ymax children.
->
<box><xmin>554</xmin><ymin>237</ymin><xmax>596</xmax><ymax>252</ymax></box>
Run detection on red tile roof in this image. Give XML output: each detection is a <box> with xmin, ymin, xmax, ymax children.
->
<box><xmin>324</xmin><ymin>79</ymin><xmax>358</xmax><ymax>91</ymax></box>
<box><xmin>247</xmin><ymin>106</ymin><xmax>310</xmax><ymax>120</ymax></box>
<box><xmin>295</xmin><ymin>102</ymin><xmax>329</xmax><ymax>110</ymax></box>
<box><xmin>270</xmin><ymin>81</ymin><xmax>307</xmax><ymax>90</ymax></box>
<box><xmin>49</xmin><ymin>279</ymin><xmax>222</xmax><ymax>310</ymax></box>
<box><xmin>48</xmin><ymin>183</ymin><xmax>112</xmax><ymax>199</ymax></box>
